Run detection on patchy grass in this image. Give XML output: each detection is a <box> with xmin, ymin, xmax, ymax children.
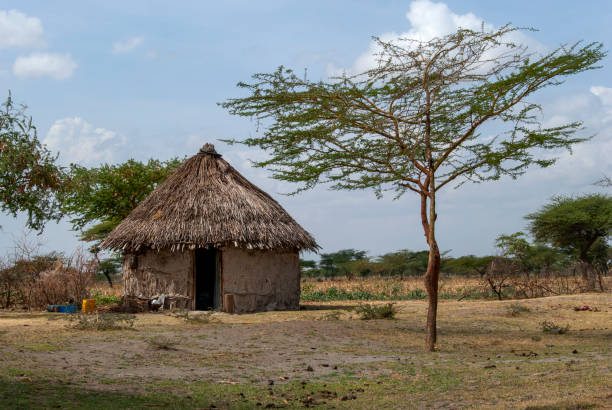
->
<box><xmin>354</xmin><ymin>303</ymin><xmax>397</xmax><ymax>320</ymax></box>
<box><xmin>300</xmin><ymin>275</ymin><xmax>612</xmax><ymax>302</ymax></box>
<box><xmin>541</xmin><ymin>320</ymin><xmax>571</xmax><ymax>334</ymax></box>
<box><xmin>301</xmin><ymin>275</ymin><xmax>492</xmax><ymax>302</ymax></box>
<box><xmin>0</xmin><ymin>293</ymin><xmax>610</xmax><ymax>408</ymax></box>
<box><xmin>508</xmin><ymin>302</ymin><xmax>531</xmax><ymax>316</ymax></box>
<box><xmin>147</xmin><ymin>336</ymin><xmax>179</xmax><ymax>350</ymax></box>
<box><xmin>66</xmin><ymin>313</ymin><xmax>136</xmax><ymax>331</ymax></box>
<box><xmin>22</xmin><ymin>343</ymin><xmax>62</xmax><ymax>352</ymax></box>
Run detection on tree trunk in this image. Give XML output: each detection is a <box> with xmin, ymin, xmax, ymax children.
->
<box><xmin>424</xmin><ymin>239</ymin><xmax>441</xmax><ymax>350</ymax></box>
<box><xmin>578</xmin><ymin>235</ymin><xmax>599</xmax><ymax>263</ymax></box>
<box><xmin>103</xmin><ymin>270</ymin><xmax>114</xmax><ymax>288</ymax></box>
<box><xmin>421</xmin><ymin>192</ymin><xmax>441</xmax><ymax>351</ymax></box>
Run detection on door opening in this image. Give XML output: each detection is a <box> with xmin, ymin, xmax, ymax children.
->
<box><xmin>195</xmin><ymin>248</ymin><xmax>219</xmax><ymax>310</ymax></box>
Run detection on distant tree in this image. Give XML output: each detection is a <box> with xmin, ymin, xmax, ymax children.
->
<box><xmin>376</xmin><ymin>250</ymin><xmax>430</xmax><ymax>277</ymax></box>
<box><xmin>300</xmin><ymin>259</ymin><xmax>317</xmax><ymax>269</ymax></box>
<box><xmin>441</xmin><ymin>255</ymin><xmax>494</xmax><ymax>276</ymax></box>
<box><xmin>526</xmin><ymin>194</ymin><xmax>611</xmax><ymax>264</ymax></box>
<box><xmin>318</xmin><ymin>249</ymin><xmax>368</xmax><ymax>277</ymax></box>
<box><xmin>495</xmin><ymin>232</ymin><xmax>568</xmax><ymax>272</ymax></box>
<box><xmin>594</xmin><ymin>175</ymin><xmax>611</xmax><ymax>188</ymax></box>
<box><xmin>59</xmin><ymin>158</ymin><xmax>184</xmax><ymax>251</ymax></box>
<box><xmin>222</xmin><ymin>25</ymin><xmax>604</xmax><ymax>350</ymax></box>
<box><xmin>0</xmin><ymin>93</ymin><xmax>63</xmax><ymax>231</ymax></box>
<box><xmin>299</xmin><ymin>259</ymin><xmax>318</xmax><ymax>276</ymax></box>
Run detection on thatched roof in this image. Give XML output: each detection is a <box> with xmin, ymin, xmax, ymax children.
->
<box><xmin>101</xmin><ymin>144</ymin><xmax>319</xmax><ymax>252</ymax></box>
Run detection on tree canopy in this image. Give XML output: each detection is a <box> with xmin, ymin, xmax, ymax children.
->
<box><xmin>59</xmin><ymin>158</ymin><xmax>184</xmax><ymax>250</ymax></box>
<box><xmin>495</xmin><ymin>231</ymin><xmax>568</xmax><ymax>271</ymax></box>
<box><xmin>223</xmin><ymin>24</ymin><xmax>604</xmax><ymax>351</ymax></box>
<box><xmin>301</xmin><ymin>249</ymin><xmax>492</xmax><ymax>278</ymax></box>
<box><xmin>0</xmin><ymin>93</ymin><xmax>63</xmax><ymax>231</ymax></box>
<box><xmin>526</xmin><ymin>194</ymin><xmax>611</xmax><ymax>264</ymax></box>
<box><xmin>222</xmin><ymin>27</ymin><xmax>602</xmax><ymax>197</ymax></box>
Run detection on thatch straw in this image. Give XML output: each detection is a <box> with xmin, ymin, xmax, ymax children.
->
<box><xmin>101</xmin><ymin>144</ymin><xmax>319</xmax><ymax>253</ymax></box>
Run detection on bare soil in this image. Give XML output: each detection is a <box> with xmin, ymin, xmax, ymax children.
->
<box><xmin>0</xmin><ymin>293</ymin><xmax>610</xmax><ymax>409</ymax></box>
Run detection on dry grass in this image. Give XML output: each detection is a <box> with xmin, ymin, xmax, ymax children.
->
<box><xmin>302</xmin><ymin>274</ymin><xmax>612</xmax><ymax>301</ymax></box>
<box><xmin>302</xmin><ymin>275</ymin><xmax>480</xmax><ymax>295</ymax></box>
<box><xmin>90</xmin><ymin>282</ymin><xmax>123</xmax><ymax>299</ymax></box>
<box><xmin>0</xmin><ymin>293</ymin><xmax>610</xmax><ymax>408</ymax></box>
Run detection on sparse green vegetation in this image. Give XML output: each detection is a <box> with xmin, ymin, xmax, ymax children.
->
<box><xmin>541</xmin><ymin>320</ymin><xmax>571</xmax><ymax>334</ymax></box>
<box><xmin>0</xmin><ymin>293</ymin><xmax>609</xmax><ymax>408</ymax></box>
<box><xmin>508</xmin><ymin>303</ymin><xmax>531</xmax><ymax>316</ymax></box>
<box><xmin>92</xmin><ymin>290</ymin><xmax>121</xmax><ymax>306</ymax></box>
<box><xmin>355</xmin><ymin>303</ymin><xmax>397</xmax><ymax>320</ymax></box>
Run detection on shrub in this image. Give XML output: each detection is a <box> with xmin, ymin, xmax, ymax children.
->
<box><xmin>355</xmin><ymin>303</ymin><xmax>397</xmax><ymax>320</ymax></box>
<box><xmin>67</xmin><ymin>313</ymin><xmax>135</xmax><ymax>331</ymax></box>
<box><xmin>0</xmin><ymin>242</ymin><xmax>96</xmax><ymax>309</ymax></box>
<box><xmin>406</xmin><ymin>289</ymin><xmax>426</xmax><ymax>299</ymax></box>
<box><xmin>390</xmin><ymin>284</ymin><xmax>402</xmax><ymax>296</ymax></box>
<box><xmin>540</xmin><ymin>320</ymin><xmax>570</xmax><ymax>334</ymax></box>
<box><xmin>92</xmin><ymin>290</ymin><xmax>121</xmax><ymax>306</ymax></box>
<box><xmin>507</xmin><ymin>303</ymin><xmax>531</xmax><ymax>316</ymax></box>
<box><xmin>319</xmin><ymin>311</ymin><xmax>342</xmax><ymax>321</ymax></box>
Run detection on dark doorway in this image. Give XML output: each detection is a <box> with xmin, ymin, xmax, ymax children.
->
<box><xmin>195</xmin><ymin>248</ymin><xmax>219</xmax><ymax>310</ymax></box>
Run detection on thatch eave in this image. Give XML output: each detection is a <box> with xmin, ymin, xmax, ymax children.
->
<box><xmin>101</xmin><ymin>144</ymin><xmax>319</xmax><ymax>253</ymax></box>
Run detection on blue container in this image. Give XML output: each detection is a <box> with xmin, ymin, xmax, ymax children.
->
<box><xmin>58</xmin><ymin>305</ymin><xmax>78</xmax><ymax>313</ymax></box>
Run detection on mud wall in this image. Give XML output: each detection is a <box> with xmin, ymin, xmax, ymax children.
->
<box><xmin>123</xmin><ymin>248</ymin><xmax>193</xmax><ymax>309</ymax></box>
<box><xmin>221</xmin><ymin>248</ymin><xmax>300</xmax><ymax>313</ymax></box>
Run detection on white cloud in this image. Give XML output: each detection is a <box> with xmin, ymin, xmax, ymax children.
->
<box><xmin>0</xmin><ymin>9</ymin><xmax>45</xmax><ymax>49</ymax></box>
<box><xmin>328</xmin><ymin>0</ymin><xmax>543</xmax><ymax>76</ymax></box>
<box><xmin>520</xmin><ymin>86</ymin><xmax>612</xmax><ymax>186</ymax></box>
<box><xmin>112</xmin><ymin>36</ymin><xmax>144</xmax><ymax>54</ymax></box>
<box><xmin>44</xmin><ymin>118</ymin><xmax>126</xmax><ymax>166</ymax></box>
<box><xmin>13</xmin><ymin>52</ymin><xmax>77</xmax><ymax>80</ymax></box>
<box><xmin>590</xmin><ymin>85</ymin><xmax>612</xmax><ymax>107</ymax></box>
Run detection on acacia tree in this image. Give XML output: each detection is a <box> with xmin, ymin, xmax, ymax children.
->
<box><xmin>526</xmin><ymin>194</ymin><xmax>611</xmax><ymax>264</ymax></box>
<box><xmin>595</xmin><ymin>175</ymin><xmax>611</xmax><ymax>187</ymax></box>
<box><xmin>0</xmin><ymin>93</ymin><xmax>63</xmax><ymax>231</ymax></box>
<box><xmin>222</xmin><ymin>25</ymin><xmax>604</xmax><ymax>350</ymax></box>
<box><xmin>59</xmin><ymin>158</ymin><xmax>184</xmax><ymax>251</ymax></box>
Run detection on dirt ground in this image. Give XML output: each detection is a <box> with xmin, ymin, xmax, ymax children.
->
<box><xmin>0</xmin><ymin>293</ymin><xmax>610</xmax><ymax>409</ymax></box>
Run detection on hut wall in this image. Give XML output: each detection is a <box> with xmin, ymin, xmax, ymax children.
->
<box><xmin>123</xmin><ymin>249</ymin><xmax>193</xmax><ymax>309</ymax></box>
<box><xmin>221</xmin><ymin>248</ymin><xmax>300</xmax><ymax>313</ymax></box>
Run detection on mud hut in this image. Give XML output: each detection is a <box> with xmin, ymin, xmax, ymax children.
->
<box><xmin>101</xmin><ymin>143</ymin><xmax>318</xmax><ymax>313</ymax></box>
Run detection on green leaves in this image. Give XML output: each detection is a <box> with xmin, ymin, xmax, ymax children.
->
<box><xmin>0</xmin><ymin>92</ymin><xmax>183</xmax><ymax>248</ymax></box>
<box><xmin>221</xmin><ymin>25</ymin><xmax>604</xmax><ymax>197</ymax></box>
<box><xmin>0</xmin><ymin>93</ymin><xmax>63</xmax><ymax>231</ymax></box>
<box><xmin>58</xmin><ymin>157</ymin><xmax>184</xmax><ymax>249</ymax></box>
<box><xmin>526</xmin><ymin>194</ymin><xmax>611</xmax><ymax>263</ymax></box>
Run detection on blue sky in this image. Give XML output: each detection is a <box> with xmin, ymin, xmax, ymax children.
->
<box><xmin>1</xmin><ymin>0</ymin><xmax>611</xmax><ymax>259</ymax></box>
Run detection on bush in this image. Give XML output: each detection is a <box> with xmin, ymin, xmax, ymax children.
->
<box><xmin>92</xmin><ymin>290</ymin><xmax>121</xmax><ymax>306</ymax></box>
<box><xmin>540</xmin><ymin>320</ymin><xmax>570</xmax><ymax>334</ymax></box>
<box><xmin>507</xmin><ymin>303</ymin><xmax>530</xmax><ymax>316</ymax></box>
<box><xmin>67</xmin><ymin>313</ymin><xmax>135</xmax><ymax>331</ymax></box>
<box><xmin>355</xmin><ymin>303</ymin><xmax>397</xmax><ymax>320</ymax></box>
<box><xmin>0</xmin><ymin>241</ymin><xmax>97</xmax><ymax>310</ymax></box>
<box><xmin>406</xmin><ymin>289</ymin><xmax>426</xmax><ymax>299</ymax></box>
